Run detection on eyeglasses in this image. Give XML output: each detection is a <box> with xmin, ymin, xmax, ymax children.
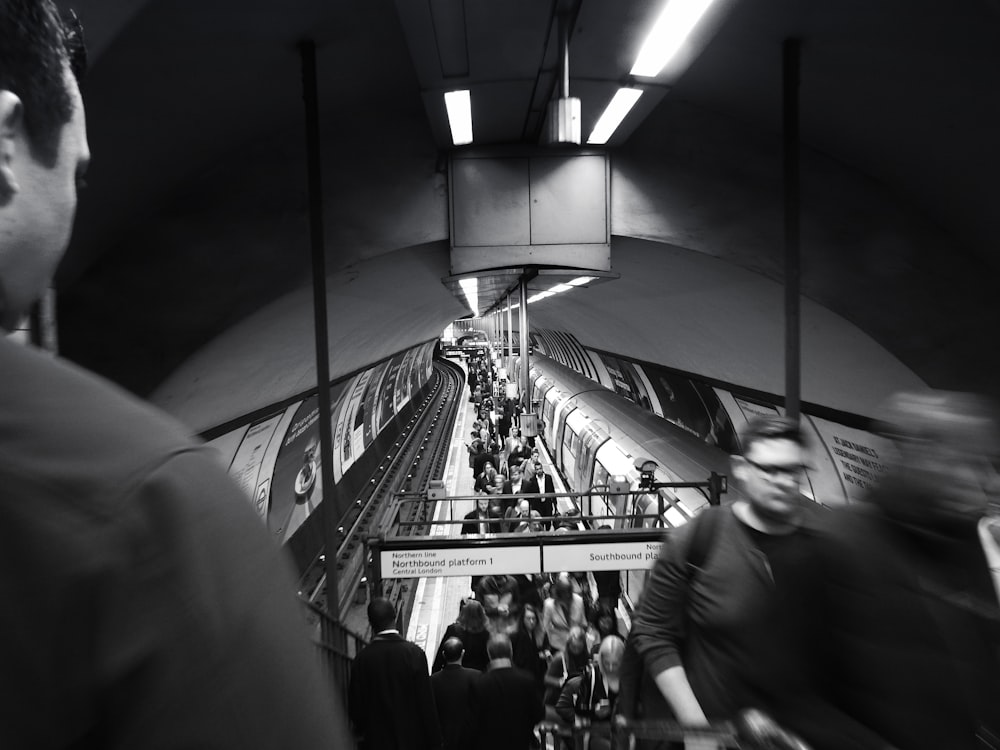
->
<box><xmin>744</xmin><ymin>457</ymin><xmax>809</xmax><ymax>479</ymax></box>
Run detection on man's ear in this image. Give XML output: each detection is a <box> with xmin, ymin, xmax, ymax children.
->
<box><xmin>0</xmin><ymin>90</ymin><xmax>25</xmax><ymax>199</ymax></box>
<box><xmin>731</xmin><ymin>454</ymin><xmax>748</xmax><ymax>484</ymax></box>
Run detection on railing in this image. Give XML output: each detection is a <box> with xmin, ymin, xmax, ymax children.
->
<box><xmin>538</xmin><ymin>713</ymin><xmax>811</xmax><ymax>750</ymax></box>
<box><xmin>301</xmin><ymin>598</ymin><xmax>368</xmax><ymax>712</ymax></box>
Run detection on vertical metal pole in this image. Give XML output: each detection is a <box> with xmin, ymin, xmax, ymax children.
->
<box><xmin>519</xmin><ymin>278</ymin><xmax>530</xmax><ymax>415</ymax></box>
<box><xmin>783</xmin><ymin>39</ymin><xmax>801</xmax><ymax>423</ymax></box>
<box><xmin>506</xmin><ymin>294</ymin><xmax>513</xmax><ymax>365</ymax></box>
<box><xmin>559</xmin><ymin>10</ymin><xmax>571</xmax><ymax>99</ymax></box>
<box><xmin>299</xmin><ymin>40</ymin><xmax>339</xmax><ymax>612</ymax></box>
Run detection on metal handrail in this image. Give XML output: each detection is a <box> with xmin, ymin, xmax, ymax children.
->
<box><xmin>300</xmin><ymin>598</ymin><xmax>368</xmax><ymax>712</ymax></box>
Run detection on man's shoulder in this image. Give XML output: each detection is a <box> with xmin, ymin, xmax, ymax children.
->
<box><xmin>365</xmin><ymin>634</ymin><xmax>426</xmax><ymax>657</ymax></box>
<box><xmin>0</xmin><ymin>339</ymin><xmax>218</xmax><ymax>512</ymax></box>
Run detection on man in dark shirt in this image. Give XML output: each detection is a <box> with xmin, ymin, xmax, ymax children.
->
<box><xmin>474</xmin><ymin>633</ymin><xmax>544</xmax><ymax>750</ymax></box>
<box><xmin>431</xmin><ymin>637</ymin><xmax>479</xmax><ymax>750</ymax></box>
<box><xmin>348</xmin><ymin>597</ymin><xmax>443</xmax><ymax>750</ymax></box>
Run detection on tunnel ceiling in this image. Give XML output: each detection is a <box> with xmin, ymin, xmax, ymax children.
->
<box><xmin>50</xmin><ymin>0</ymin><xmax>1000</xmax><ymax>413</ymax></box>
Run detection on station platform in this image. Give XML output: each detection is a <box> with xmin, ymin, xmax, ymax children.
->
<box><xmin>404</xmin><ymin>370</ymin><xmax>577</xmax><ymax>668</ymax></box>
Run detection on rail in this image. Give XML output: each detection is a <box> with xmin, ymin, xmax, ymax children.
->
<box><xmin>300</xmin><ymin>598</ymin><xmax>368</xmax><ymax>715</ymax></box>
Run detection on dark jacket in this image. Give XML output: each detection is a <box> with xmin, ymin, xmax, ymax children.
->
<box><xmin>522</xmin><ymin>473</ymin><xmax>556</xmax><ymax>522</ymax></box>
<box><xmin>348</xmin><ymin>632</ymin><xmax>442</xmax><ymax>750</ymax></box>
<box><xmin>805</xmin><ymin>490</ymin><xmax>1000</xmax><ymax>750</ymax></box>
<box><xmin>462</xmin><ymin>507</ymin><xmax>502</xmax><ymax>535</ymax></box>
<box><xmin>0</xmin><ymin>338</ymin><xmax>351</xmax><ymax>750</ymax></box>
<box><xmin>431</xmin><ymin>664</ymin><xmax>480</xmax><ymax>750</ymax></box>
<box><xmin>474</xmin><ymin>664</ymin><xmax>544</xmax><ymax>750</ymax></box>
<box><xmin>432</xmin><ymin>623</ymin><xmax>490</xmax><ymax>673</ymax></box>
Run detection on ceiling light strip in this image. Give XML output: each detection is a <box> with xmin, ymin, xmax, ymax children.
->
<box><xmin>587</xmin><ymin>88</ymin><xmax>643</xmax><ymax>145</ymax></box>
<box><xmin>444</xmin><ymin>89</ymin><xmax>473</xmax><ymax>145</ymax></box>
<box><xmin>631</xmin><ymin>0</ymin><xmax>716</xmax><ymax>77</ymax></box>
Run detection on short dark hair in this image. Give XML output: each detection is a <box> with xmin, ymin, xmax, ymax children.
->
<box><xmin>441</xmin><ymin>637</ymin><xmax>464</xmax><ymax>664</ymax></box>
<box><xmin>739</xmin><ymin>415</ymin><xmax>804</xmax><ymax>455</ymax></box>
<box><xmin>0</xmin><ymin>0</ymin><xmax>86</xmax><ymax>166</ymax></box>
<box><xmin>367</xmin><ymin>596</ymin><xmax>396</xmax><ymax>632</ymax></box>
<box><xmin>486</xmin><ymin>633</ymin><xmax>512</xmax><ymax>660</ymax></box>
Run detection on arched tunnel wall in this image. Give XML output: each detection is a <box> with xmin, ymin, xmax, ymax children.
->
<box><xmin>143</xmin><ymin>99</ymin><xmax>989</xmax><ymax>434</ymax></box>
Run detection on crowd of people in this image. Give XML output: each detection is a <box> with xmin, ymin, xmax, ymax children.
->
<box><xmin>350</xmin><ymin>577</ymin><xmax>626</xmax><ymax>750</ymax></box>
<box><xmin>351</xmin><ymin>403</ymin><xmax>1000</xmax><ymax>750</ymax></box>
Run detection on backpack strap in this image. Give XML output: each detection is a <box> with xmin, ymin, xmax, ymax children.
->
<box><xmin>685</xmin><ymin>505</ymin><xmax>722</xmax><ymax>573</ymax></box>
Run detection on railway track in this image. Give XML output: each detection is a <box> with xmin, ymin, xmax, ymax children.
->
<box><xmin>299</xmin><ymin>358</ymin><xmax>465</xmax><ymax>625</ymax></box>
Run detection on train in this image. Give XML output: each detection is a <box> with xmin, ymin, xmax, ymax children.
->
<box><xmin>514</xmin><ymin>354</ymin><xmax>744</xmax><ymax>530</ymax></box>
<box><xmin>512</xmin><ymin>349</ymin><xmax>895</xmax><ymax>533</ymax></box>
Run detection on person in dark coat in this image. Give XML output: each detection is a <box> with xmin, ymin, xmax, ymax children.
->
<box><xmin>431</xmin><ymin>637</ymin><xmax>480</xmax><ymax>750</ymax></box>
<box><xmin>522</xmin><ymin>459</ymin><xmax>557</xmax><ymax>529</ymax></box>
<box><xmin>432</xmin><ymin>599</ymin><xmax>491</xmax><ymax>673</ymax></box>
<box><xmin>348</xmin><ymin>597</ymin><xmax>442</xmax><ymax>750</ymax></box>
<box><xmin>801</xmin><ymin>391</ymin><xmax>1000</xmax><ymax>750</ymax></box>
<box><xmin>474</xmin><ymin>633</ymin><xmax>545</xmax><ymax>750</ymax></box>
<box><xmin>462</xmin><ymin>496</ymin><xmax>502</xmax><ymax>536</ymax></box>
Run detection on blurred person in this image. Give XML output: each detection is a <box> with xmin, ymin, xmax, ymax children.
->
<box><xmin>512</xmin><ymin>603</ymin><xmax>549</xmax><ymax>686</ymax></box>
<box><xmin>474</xmin><ymin>633</ymin><xmax>545</xmax><ymax>750</ymax></box>
<box><xmin>542</xmin><ymin>574</ymin><xmax>587</xmax><ymax>653</ymax></box>
<box><xmin>477</xmin><ymin>573</ymin><xmax>521</xmax><ymax>635</ymax></box>
<box><xmin>588</xmin><ymin>599</ymin><xmax>623</xmax><ymax>655</ymax></box>
<box><xmin>592</xmin><ymin>526</ymin><xmax>624</xmax><ymax>607</ymax></box>
<box><xmin>624</xmin><ymin>416</ymin><xmax>878</xmax><ymax>750</ymax></box>
<box><xmin>544</xmin><ymin>626</ymin><xmax>591</xmax><ymax>710</ymax></box>
<box><xmin>556</xmin><ymin>636</ymin><xmax>626</xmax><ymax>750</ymax></box>
<box><xmin>802</xmin><ymin>391</ymin><xmax>1000</xmax><ymax>750</ymax></box>
<box><xmin>0</xmin><ymin>3</ymin><xmax>350</xmax><ymax>747</ymax></box>
<box><xmin>462</xmin><ymin>497</ymin><xmax>501</xmax><ymax>592</ymax></box>
<box><xmin>431</xmin><ymin>637</ymin><xmax>480</xmax><ymax>750</ymax></box>
<box><xmin>348</xmin><ymin>597</ymin><xmax>442</xmax><ymax>750</ymax></box>
<box><xmin>432</xmin><ymin>599</ymin><xmax>490</xmax><ymax>673</ymax></box>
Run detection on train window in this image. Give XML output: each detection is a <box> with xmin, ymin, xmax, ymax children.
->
<box><xmin>665</xmin><ymin>505</ymin><xmax>688</xmax><ymax>528</ymax></box>
<box><xmin>676</xmin><ymin>487</ymin><xmax>709</xmax><ymax>516</ymax></box>
<box><xmin>591</xmin><ymin>463</ymin><xmax>610</xmax><ymax>518</ymax></box>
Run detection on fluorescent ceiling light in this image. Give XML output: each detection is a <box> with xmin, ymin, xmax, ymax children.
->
<box><xmin>549</xmin><ymin>283</ymin><xmax>573</xmax><ymax>293</ymax></box>
<box><xmin>527</xmin><ymin>291</ymin><xmax>554</xmax><ymax>304</ymax></box>
<box><xmin>630</xmin><ymin>0</ymin><xmax>716</xmax><ymax>77</ymax></box>
<box><xmin>568</xmin><ymin>276</ymin><xmax>596</xmax><ymax>286</ymax></box>
<box><xmin>510</xmin><ymin>303</ymin><xmax>520</xmax><ymax>309</ymax></box>
<box><xmin>459</xmin><ymin>277</ymin><xmax>479</xmax><ymax>316</ymax></box>
<box><xmin>444</xmin><ymin>90</ymin><xmax>473</xmax><ymax>145</ymax></box>
<box><xmin>587</xmin><ymin>88</ymin><xmax>643</xmax><ymax>145</ymax></box>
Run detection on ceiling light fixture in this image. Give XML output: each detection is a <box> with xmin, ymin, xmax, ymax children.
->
<box><xmin>568</xmin><ymin>276</ymin><xmax>596</xmax><ymax>286</ymax></box>
<box><xmin>630</xmin><ymin>0</ymin><xmax>716</xmax><ymax>77</ymax></box>
<box><xmin>587</xmin><ymin>88</ymin><xmax>643</xmax><ymax>145</ymax></box>
<box><xmin>459</xmin><ymin>277</ymin><xmax>479</xmax><ymax>316</ymax></box>
<box><xmin>527</xmin><ymin>291</ymin><xmax>555</xmax><ymax>304</ymax></box>
<box><xmin>549</xmin><ymin>283</ymin><xmax>573</xmax><ymax>293</ymax></box>
<box><xmin>444</xmin><ymin>89</ymin><xmax>473</xmax><ymax>145</ymax></box>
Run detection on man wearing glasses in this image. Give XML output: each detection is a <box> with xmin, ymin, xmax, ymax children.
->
<box><xmin>624</xmin><ymin>416</ymin><xmax>878</xmax><ymax>750</ymax></box>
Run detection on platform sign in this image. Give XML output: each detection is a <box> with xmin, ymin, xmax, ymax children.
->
<box><xmin>543</xmin><ymin>540</ymin><xmax>663</xmax><ymax>572</ymax></box>
<box><xmin>381</xmin><ymin>546</ymin><xmax>541</xmax><ymax>579</ymax></box>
